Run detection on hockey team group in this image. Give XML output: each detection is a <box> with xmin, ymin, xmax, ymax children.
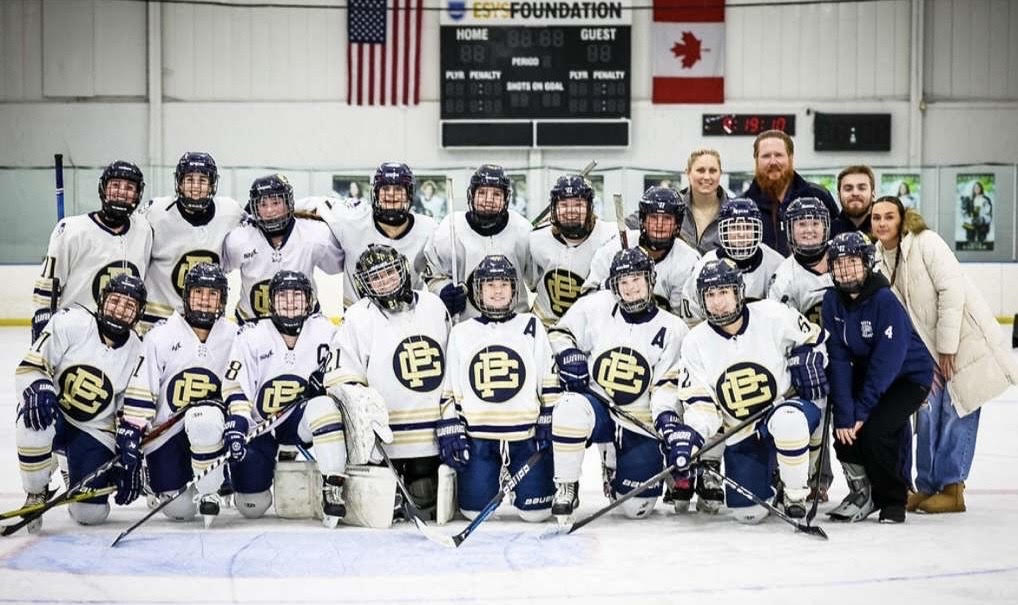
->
<box><xmin>8</xmin><ymin>132</ymin><xmax>955</xmax><ymax>541</ymax></box>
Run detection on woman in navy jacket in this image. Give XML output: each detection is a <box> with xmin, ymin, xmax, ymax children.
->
<box><xmin>821</xmin><ymin>232</ymin><xmax>933</xmax><ymax>523</ymax></box>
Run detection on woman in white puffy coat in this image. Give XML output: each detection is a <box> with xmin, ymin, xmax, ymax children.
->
<box><xmin>870</xmin><ymin>196</ymin><xmax>1018</xmax><ymax>513</ymax></box>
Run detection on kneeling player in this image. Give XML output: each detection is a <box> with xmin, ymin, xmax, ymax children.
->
<box><xmin>435</xmin><ymin>255</ymin><xmax>558</xmax><ymax>522</ymax></box>
<box><xmin>670</xmin><ymin>260</ymin><xmax>828</xmax><ymax>523</ymax></box>
<box><xmin>15</xmin><ymin>275</ymin><xmax>147</xmax><ymax>531</ymax></box>
<box><xmin>222</xmin><ymin>270</ymin><xmax>348</xmax><ymax>527</ymax></box>
<box><xmin>550</xmin><ymin>248</ymin><xmax>688</xmax><ymax>520</ymax></box>
<box><xmin>122</xmin><ymin>263</ymin><xmax>236</xmax><ymax>526</ymax></box>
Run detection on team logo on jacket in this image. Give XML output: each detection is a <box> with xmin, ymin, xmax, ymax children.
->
<box><xmin>58</xmin><ymin>365</ymin><xmax>114</xmax><ymax>422</ymax></box>
<box><xmin>166</xmin><ymin>368</ymin><xmax>222</xmax><ymax>412</ymax></box>
<box><xmin>393</xmin><ymin>336</ymin><xmax>445</xmax><ymax>392</ymax></box>
<box><xmin>469</xmin><ymin>345</ymin><xmax>525</xmax><ymax>403</ymax></box>
<box><xmin>91</xmin><ymin>261</ymin><xmax>142</xmax><ymax>304</ymax></box>
<box><xmin>805</xmin><ymin>302</ymin><xmax>822</xmax><ymax>326</ymax></box>
<box><xmin>716</xmin><ymin>362</ymin><xmax>776</xmax><ymax>419</ymax></box>
<box><xmin>594</xmin><ymin>347</ymin><xmax>650</xmax><ymax>405</ymax></box>
<box><xmin>544</xmin><ymin>269</ymin><xmax>583</xmax><ymax>316</ymax></box>
<box><xmin>257</xmin><ymin>374</ymin><xmax>307</xmax><ymax>416</ymax></box>
<box><xmin>172</xmin><ymin>251</ymin><xmax>221</xmax><ymax>296</ymax></box>
<box><xmin>251</xmin><ymin>280</ymin><xmax>271</xmax><ymax>317</ymax></box>
<box><xmin>860</xmin><ymin>320</ymin><xmax>873</xmax><ymax>339</ymax></box>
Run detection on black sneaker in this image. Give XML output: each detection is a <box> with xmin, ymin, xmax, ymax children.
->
<box><xmin>879</xmin><ymin>505</ymin><xmax>905</xmax><ymax>524</ymax></box>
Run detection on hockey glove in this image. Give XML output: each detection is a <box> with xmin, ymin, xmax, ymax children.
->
<box><xmin>534</xmin><ymin>406</ymin><xmax>553</xmax><ymax>451</ymax></box>
<box><xmin>307</xmin><ymin>366</ymin><xmax>327</xmax><ymax>399</ymax></box>
<box><xmin>555</xmin><ymin>348</ymin><xmax>590</xmax><ymax>392</ymax></box>
<box><xmin>435</xmin><ymin>417</ymin><xmax>470</xmax><ymax>471</ymax></box>
<box><xmin>787</xmin><ymin>345</ymin><xmax>829</xmax><ymax>400</ymax></box>
<box><xmin>655</xmin><ymin>411</ymin><xmax>704</xmax><ymax>479</ymax></box>
<box><xmin>31</xmin><ymin>309</ymin><xmax>52</xmax><ymax>344</ymax></box>
<box><xmin>439</xmin><ymin>283</ymin><xmax>467</xmax><ymax>316</ymax></box>
<box><xmin>112</xmin><ymin>463</ymin><xmax>143</xmax><ymax>506</ymax></box>
<box><xmin>115</xmin><ymin>421</ymin><xmax>145</xmax><ymax>474</ymax></box>
<box><xmin>224</xmin><ymin>414</ymin><xmax>250</xmax><ymax>464</ymax></box>
<box><xmin>20</xmin><ymin>379</ymin><xmax>58</xmax><ymax>431</ymax></box>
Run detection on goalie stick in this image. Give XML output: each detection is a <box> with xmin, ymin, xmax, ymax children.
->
<box><xmin>612</xmin><ymin>194</ymin><xmax>629</xmax><ymax>248</ymax></box>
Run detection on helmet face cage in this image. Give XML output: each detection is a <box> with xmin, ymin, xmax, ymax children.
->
<box><xmin>249</xmin><ymin>175</ymin><xmax>294</xmax><ymax>235</ymax></box>
<box><xmin>269</xmin><ymin>271</ymin><xmax>315</xmax><ymax>336</ymax></box>
<box><xmin>183</xmin><ymin>263</ymin><xmax>227</xmax><ymax>329</ymax></box>
<box><xmin>98</xmin><ymin>274</ymin><xmax>147</xmax><ymax>336</ymax></box>
<box><xmin>550</xmin><ymin>175</ymin><xmax>595</xmax><ymax>239</ymax></box>
<box><xmin>828</xmin><ymin>233</ymin><xmax>874</xmax><ymax>294</ymax></box>
<box><xmin>471</xmin><ymin>255</ymin><xmax>518</xmax><ymax>320</ymax></box>
<box><xmin>696</xmin><ymin>260</ymin><xmax>745</xmax><ymax>327</ymax></box>
<box><xmin>99</xmin><ymin>161</ymin><xmax>145</xmax><ymax>222</ymax></box>
<box><xmin>638</xmin><ymin>187</ymin><xmax>681</xmax><ymax>250</ymax></box>
<box><xmin>354</xmin><ymin>246</ymin><xmax>412</xmax><ymax>312</ymax></box>
<box><xmin>698</xmin><ymin>283</ymin><xmax>745</xmax><ymax>326</ymax></box>
<box><xmin>468</xmin><ymin>165</ymin><xmax>511</xmax><ymax>223</ymax></box>
<box><xmin>175</xmin><ymin>152</ymin><xmax>219</xmax><ymax>214</ymax></box>
<box><xmin>372</xmin><ymin>163</ymin><xmax>415</xmax><ymax>226</ymax></box>
<box><xmin>608</xmin><ymin>269</ymin><xmax>655</xmax><ymax>314</ymax></box>
<box><xmin>718</xmin><ymin>216</ymin><xmax>763</xmax><ymax>260</ymax></box>
<box><xmin>784</xmin><ymin>207</ymin><xmax>830</xmax><ymax>257</ymax></box>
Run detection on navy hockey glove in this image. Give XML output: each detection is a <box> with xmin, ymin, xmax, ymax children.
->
<box><xmin>787</xmin><ymin>345</ymin><xmax>829</xmax><ymax>400</ymax></box>
<box><xmin>307</xmin><ymin>366</ymin><xmax>326</xmax><ymax>398</ymax></box>
<box><xmin>439</xmin><ymin>283</ymin><xmax>467</xmax><ymax>316</ymax></box>
<box><xmin>555</xmin><ymin>348</ymin><xmax>590</xmax><ymax>392</ymax></box>
<box><xmin>436</xmin><ymin>417</ymin><xmax>470</xmax><ymax>471</ymax></box>
<box><xmin>655</xmin><ymin>411</ymin><xmax>704</xmax><ymax>479</ymax></box>
<box><xmin>31</xmin><ymin>309</ymin><xmax>52</xmax><ymax>344</ymax></box>
<box><xmin>112</xmin><ymin>463</ymin><xmax>143</xmax><ymax>506</ymax></box>
<box><xmin>224</xmin><ymin>414</ymin><xmax>250</xmax><ymax>463</ymax></box>
<box><xmin>115</xmin><ymin>421</ymin><xmax>144</xmax><ymax>474</ymax></box>
<box><xmin>20</xmin><ymin>379</ymin><xmax>58</xmax><ymax>431</ymax></box>
<box><xmin>534</xmin><ymin>406</ymin><xmax>553</xmax><ymax>451</ymax></box>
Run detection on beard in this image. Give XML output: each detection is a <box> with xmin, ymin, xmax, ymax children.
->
<box><xmin>841</xmin><ymin>199</ymin><xmax>871</xmax><ymax>219</ymax></box>
<box><xmin>755</xmin><ymin>162</ymin><xmax>794</xmax><ymax>202</ymax></box>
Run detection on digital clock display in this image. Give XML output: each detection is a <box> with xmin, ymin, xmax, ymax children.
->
<box><xmin>702</xmin><ymin>114</ymin><xmax>797</xmax><ymax>137</ymax></box>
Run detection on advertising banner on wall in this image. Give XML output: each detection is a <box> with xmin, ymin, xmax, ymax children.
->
<box><xmin>879</xmin><ymin>173</ymin><xmax>921</xmax><ymax>210</ymax></box>
<box><xmin>956</xmin><ymin>173</ymin><xmax>996</xmax><ymax>252</ymax></box>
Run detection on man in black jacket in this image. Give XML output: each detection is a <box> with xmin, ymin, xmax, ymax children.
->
<box><xmin>830</xmin><ymin>165</ymin><xmax>875</xmax><ymax>238</ymax></box>
<box><xmin>744</xmin><ymin>129</ymin><xmax>839</xmax><ymax>256</ymax></box>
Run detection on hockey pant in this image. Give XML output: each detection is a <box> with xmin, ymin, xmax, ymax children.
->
<box><xmin>457</xmin><ymin>438</ymin><xmax>554</xmax><ymax>522</ymax></box>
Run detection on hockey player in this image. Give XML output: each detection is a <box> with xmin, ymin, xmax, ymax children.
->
<box><xmin>15</xmin><ymin>274</ymin><xmax>147</xmax><ymax>531</ymax></box>
<box><xmin>324</xmin><ymin>245</ymin><xmax>449</xmax><ymax>517</ymax></box>
<box><xmin>324</xmin><ymin>162</ymin><xmax>437</xmax><ymax>309</ymax></box>
<box><xmin>141</xmin><ymin>152</ymin><xmax>244</xmax><ymax>332</ymax></box>
<box><xmin>222</xmin><ymin>270</ymin><xmax>349</xmax><ymax>527</ymax></box>
<box><xmin>527</xmin><ymin>174</ymin><xmax>617</xmax><ymax>326</ymax></box>
<box><xmin>583</xmin><ymin>186</ymin><xmax>699</xmax><ymax>313</ymax></box>
<box><xmin>222</xmin><ymin>174</ymin><xmax>344</xmax><ymax>323</ymax></box>
<box><xmin>679</xmin><ymin>198</ymin><xmax>783</xmax><ymax>325</ymax></box>
<box><xmin>549</xmin><ymin>247</ymin><xmax>688</xmax><ymax>519</ymax></box>
<box><xmin>32</xmin><ymin>160</ymin><xmax>153</xmax><ymax>342</ymax></box>
<box><xmin>435</xmin><ymin>255</ymin><xmax>558</xmax><ymax>522</ymax></box>
<box><xmin>669</xmin><ymin>259</ymin><xmax>828</xmax><ymax>523</ymax></box>
<box><xmin>423</xmin><ymin>164</ymin><xmax>531</xmax><ymax>321</ymax></box>
<box><xmin>121</xmin><ymin>263</ymin><xmax>236</xmax><ymax>525</ymax></box>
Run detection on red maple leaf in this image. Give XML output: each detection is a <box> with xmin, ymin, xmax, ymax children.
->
<box><xmin>671</xmin><ymin>31</ymin><xmax>703</xmax><ymax>69</ymax></box>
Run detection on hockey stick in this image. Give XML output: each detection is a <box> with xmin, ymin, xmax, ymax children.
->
<box><xmin>372</xmin><ymin>442</ymin><xmax>452</xmax><ymax>546</ymax></box>
<box><xmin>54</xmin><ymin>153</ymin><xmax>65</xmax><ymax>221</ymax></box>
<box><xmin>805</xmin><ymin>403</ymin><xmax>834</xmax><ymax>524</ymax></box>
<box><xmin>700</xmin><ymin>465</ymin><xmax>828</xmax><ymax>540</ymax></box>
<box><xmin>0</xmin><ymin>487</ymin><xmax>115</xmax><ymax>521</ymax></box>
<box><xmin>428</xmin><ymin>448</ymin><xmax>546</xmax><ymax>548</ymax></box>
<box><xmin>612</xmin><ymin>194</ymin><xmax>629</xmax><ymax>248</ymax></box>
<box><xmin>530</xmin><ymin>161</ymin><xmax>598</xmax><ymax>227</ymax></box>
<box><xmin>1</xmin><ymin>410</ymin><xmax>187</xmax><ymax>537</ymax></box>
<box><xmin>110</xmin><ymin>400</ymin><xmax>304</xmax><ymax>547</ymax></box>
<box><xmin>446</xmin><ymin>178</ymin><xmax>463</xmax><ymax>323</ymax></box>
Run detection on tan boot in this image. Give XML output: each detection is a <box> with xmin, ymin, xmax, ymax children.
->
<box><xmin>917</xmin><ymin>482</ymin><xmax>966</xmax><ymax>513</ymax></box>
<box><xmin>906</xmin><ymin>490</ymin><xmax>932</xmax><ymax>512</ymax></box>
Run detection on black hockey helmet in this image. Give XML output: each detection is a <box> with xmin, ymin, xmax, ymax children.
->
<box><xmin>269</xmin><ymin>270</ymin><xmax>315</xmax><ymax>336</ymax></box>
<box><xmin>696</xmin><ymin>258</ymin><xmax>745</xmax><ymax>327</ymax></box>
<box><xmin>470</xmin><ymin>254</ymin><xmax>518</xmax><ymax>320</ymax></box>
<box><xmin>550</xmin><ymin>174</ymin><xmax>595</xmax><ymax>239</ymax></box>
<box><xmin>828</xmin><ymin>231</ymin><xmax>875</xmax><ymax>294</ymax></box>
<box><xmin>98</xmin><ymin>160</ymin><xmax>145</xmax><ymax>226</ymax></box>
<box><xmin>608</xmin><ymin>247</ymin><xmax>656</xmax><ymax>314</ymax></box>
<box><xmin>354</xmin><ymin>244</ymin><xmax>413</xmax><ymax>312</ymax></box>
<box><xmin>248</xmin><ymin>174</ymin><xmax>295</xmax><ymax>235</ymax></box>
<box><xmin>782</xmin><ymin>196</ymin><xmax>831</xmax><ymax>260</ymax></box>
<box><xmin>174</xmin><ymin>152</ymin><xmax>219</xmax><ymax>214</ymax></box>
<box><xmin>371</xmin><ymin>162</ymin><xmax>415</xmax><ymax>226</ymax></box>
<box><xmin>638</xmin><ymin>186</ymin><xmax>682</xmax><ymax>251</ymax></box>
<box><xmin>98</xmin><ymin>273</ymin><xmax>147</xmax><ymax>338</ymax></box>
<box><xmin>718</xmin><ymin>198</ymin><xmax>764</xmax><ymax>261</ymax></box>
<box><xmin>467</xmin><ymin>164</ymin><xmax>511</xmax><ymax>230</ymax></box>
<box><xmin>183</xmin><ymin>262</ymin><xmax>228</xmax><ymax>329</ymax></box>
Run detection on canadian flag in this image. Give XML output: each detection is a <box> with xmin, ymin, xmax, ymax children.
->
<box><xmin>651</xmin><ymin>0</ymin><xmax>725</xmax><ymax>103</ymax></box>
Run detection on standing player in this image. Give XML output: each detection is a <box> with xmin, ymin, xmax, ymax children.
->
<box><xmin>15</xmin><ymin>274</ymin><xmax>147</xmax><ymax>531</ymax></box>
<box><xmin>324</xmin><ymin>162</ymin><xmax>437</xmax><ymax>309</ymax></box>
<box><xmin>669</xmin><ymin>260</ymin><xmax>828</xmax><ymax>523</ymax></box>
<box><xmin>32</xmin><ymin>161</ymin><xmax>153</xmax><ymax>342</ymax></box>
<box><xmin>583</xmin><ymin>186</ymin><xmax>699</xmax><ymax>314</ymax></box>
<box><xmin>221</xmin><ymin>270</ymin><xmax>349</xmax><ymax>527</ymax></box>
<box><xmin>549</xmin><ymin>248</ymin><xmax>688</xmax><ymax>519</ymax></box>
<box><xmin>324</xmin><ymin>245</ymin><xmax>449</xmax><ymax>517</ymax></box>
<box><xmin>435</xmin><ymin>255</ymin><xmax>558</xmax><ymax>522</ymax></box>
<box><xmin>121</xmin><ymin>263</ymin><xmax>235</xmax><ymax>526</ymax></box>
<box><xmin>528</xmin><ymin>174</ymin><xmax>617</xmax><ymax>326</ymax></box>
<box><xmin>423</xmin><ymin>164</ymin><xmax>532</xmax><ymax>321</ymax></box>
<box><xmin>141</xmin><ymin>152</ymin><xmax>244</xmax><ymax>332</ymax></box>
<box><xmin>222</xmin><ymin>175</ymin><xmax>344</xmax><ymax>323</ymax></box>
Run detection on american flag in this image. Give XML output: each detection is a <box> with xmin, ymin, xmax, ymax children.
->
<box><xmin>347</xmin><ymin>0</ymin><xmax>422</xmax><ymax>106</ymax></box>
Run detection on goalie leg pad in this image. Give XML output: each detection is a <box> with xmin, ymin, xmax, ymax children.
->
<box><xmin>234</xmin><ymin>489</ymin><xmax>272</xmax><ymax>519</ymax></box>
<box><xmin>333</xmin><ymin>388</ymin><xmax>392</xmax><ymax>465</ymax></box>
<box><xmin>551</xmin><ymin>392</ymin><xmax>599</xmax><ymax>484</ymax></box>
<box><xmin>436</xmin><ymin>463</ymin><xmax>457</xmax><ymax>525</ymax></box>
<box><xmin>723</xmin><ymin>437</ymin><xmax>776</xmax><ymax>509</ymax></box>
<box><xmin>298</xmin><ymin>396</ymin><xmax>347</xmax><ymax>476</ymax></box>
<box><xmin>343</xmin><ymin>464</ymin><xmax>397</xmax><ymax>528</ymax></box>
<box><xmin>273</xmin><ymin>460</ymin><xmax>323</xmax><ymax>519</ymax></box>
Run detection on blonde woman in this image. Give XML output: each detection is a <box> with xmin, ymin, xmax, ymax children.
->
<box><xmin>870</xmin><ymin>196</ymin><xmax>1018</xmax><ymax>513</ymax></box>
<box><xmin>677</xmin><ymin>149</ymin><xmax>730</xmax><ymax>255</ymax></box>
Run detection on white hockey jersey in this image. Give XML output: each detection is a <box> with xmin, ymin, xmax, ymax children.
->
<box><xmin>423</xmin><ymin>211</ymin><xmax>532</xmax><ymax>321</ymax></box>
<box><xmin>223</xmin><ymin>314</ymin><xmax>336</xmax><ymax>423</ymax></box>
<box><xmin>768</xmin><ymin>256</ymin><xmax>833</xmax><ymax>326</ymax></box>
<box><xmin>441</xmin><ymin>313</ymin><xmax>559</xmax><ymax>442</ymax></box>
<box><xmin>582</xmin><ymin>229</ymin><xmax>700</xmax><ymax>314</ymax></box>
<box><xmin>16</xmin><ymin>306</ymin><xmax>143</xmax><ymax>449</ymax></box>
<box><xmin>142</xmin><ymin>196</ymin><xmax>245</xmax><ymax>328</ymax></box>
<box><xmin>323</xmin><ymin>202</ymin><xmax>437</xmax><ymax>308</ymax></box>
<box><xmin>33</xmin><ymin>213</ymin><xmax>153</xmax><ymax>316</ymax></box>
<box><xmin>677</xmin><ymin>299</ymin><xmax>825</xmax><ymax>446</ymax></box>
<box><xmin>527</xmin><ymin>220</ymin><xmax>618</xmax><ymax>326</ymax></box>
<box><xmin>123</xmin><ymin>312</ymin><xmax>238</xmax><ymax>448</ymax></box>
<box><xmin>549</xmin><ymin>290</ymin><xmax>687</xmax><ymax>437</ymax></box>
<box><xmin>324</xmin><ymin>291</ymin><xmax>449</xmax><ymax>458</ymax></box>
<box><xmin>221</xmin><ymin>218</ymin><xmax>344</xmax><ymax>321</ymax></box>
<box><xmin>678</xmin><ymin>244</ymin><xmax>784</xmax><ymax>325</ymax></box>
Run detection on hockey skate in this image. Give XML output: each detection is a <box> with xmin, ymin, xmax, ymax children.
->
<box><xmin>321</xmin><ymin>475</ymin><xmax>347</xmax><ymax>529</ymax></box>
<box><xmin>782</xmin><ymin>491</ymin><xmax>808</xmax><ymax>519</ymax></box>
<box><xmin>694</xmin><ymin>460</ymin><xmax>724</xmax><ymax>514</ymax></box>
<box><xmin>22</xmin><ymin>491</ymin><xmax>48</xmax><ymax>534</ymax></box>
<box><xmin>552</xmin><ymin>482</ymin><xmax>579</xmax><ymax>522</ymax></box>
<box><xmin>828</xmin><ymin>463</ymin><xmax>876</xmax><ymax>522</ymax></box>
<box><xmin>198</xmin><ymin>493</ymin><xmax>223</xmax><ymax>528</ymax></box>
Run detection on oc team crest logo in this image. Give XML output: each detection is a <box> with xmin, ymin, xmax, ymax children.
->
<box><xmin>594</xmin><ymin>347</ymin><xmax>650</xmax><ymax>405</ymax></box>
<box><xmin>392</xmin><ymin>335</ymin><xmax>445</xmax><ymax>392</ymax></box>
<box><xmin>58</xmin><ymin>365</ymin><xmax>114</xmax><ymax>422</ymax></box>
<box><xmin>716</xmin><ymin>362</ymin><xmax>776</xmax><ymax>419</ymax></box>
<box><xmin>171</xmin><ymin>251</ymin><xmax>221</xmax><ymax>296</ymax></box>
<box><xmin>91</xmin><ymin>261</ymin><xmax>142</xmax><ymax>304</ymax></box>
<box><xmin>166</xmin><ymin>367</ymin><xmax>222</xmax><ymax>413</ymax></box>
<box><xmin>468</xmin><ymin>345</ymin><xmax>525</xmax><ymax>403</ymax></box>
<box><xmin>544</xmin><ymin>269</ymin><xmax>583</xmax><ymax>316</ymax></box>
<box><xmin>257</xmin><ymin>374</ymin><xmax>307</xmax><ymax>416</ymax></box>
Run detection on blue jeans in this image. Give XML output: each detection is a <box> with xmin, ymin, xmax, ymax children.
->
<box><xmin>914</xmin><ymin>376</ymin><xmax>981</xmax><ymax>493</ymax></box>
